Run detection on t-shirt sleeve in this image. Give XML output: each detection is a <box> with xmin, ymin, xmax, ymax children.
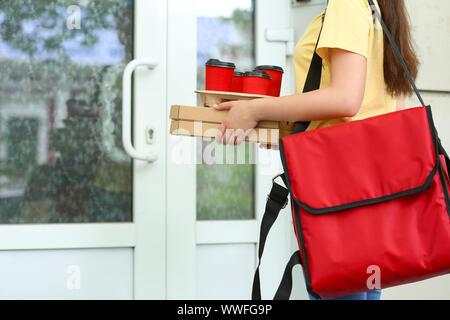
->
<box><xmin>316</xmin><ymin>0</ymin><xmax>372</xmax><ymax>62</ymax></box>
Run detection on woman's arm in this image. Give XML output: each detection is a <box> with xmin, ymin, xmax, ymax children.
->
<box><xmin>214</xmin><ymin>48</ymin><xmax>367</xmax><ymax>144</ymax></box>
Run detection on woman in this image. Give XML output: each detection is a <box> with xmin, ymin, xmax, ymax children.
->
<box><xmin>214</xmin><ymin>0</ymin><xmax>419</xmax><ymax>300</ymax></box>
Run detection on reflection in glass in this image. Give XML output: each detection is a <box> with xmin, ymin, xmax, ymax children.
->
<box><xmin>196</xmin><ymin>0</ymin><xmax>255</xmax><ymax>220</ymax></box>
<box><xmin>0</xmin><ymin>0</ymin><xmax>133</xmax><ymax>223</ymax></box>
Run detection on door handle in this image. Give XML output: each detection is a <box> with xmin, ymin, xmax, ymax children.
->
<box><xmin>122</xmin><ymin>59</ymin><xmax>158</xmax><ymax>162</ymax></box>
<box><xmin>265</xmin><ymin>28</ymin><xmax>295</xmax><ymax>56</ymax></box>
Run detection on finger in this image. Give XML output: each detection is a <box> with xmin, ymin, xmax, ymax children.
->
<box><xmin>238</xmin><ymin>129</ymin><xmax>253</xmax><ymax>146</ymax></box>
<box><xmin>228</xmin><ymin>130</ymin><xmax>238</xmax><ymax>146</ymax></box>
<box><xmin>232</xmin><ymin>135</ymin><xmax>239</xmax><ymax>146</ymax></box>
<box><xmin>213</xmin><ymin>102</ymin><xmax>233</xmax><ymax>111</ymax></box>
<box><xmin>223</xmin><ymin>128</ymin><xmax>233</xmax><ymax>145</ymax></box>
<box><xmin>216</xmin><ymin>123</ymin><xmax>226</xmax><ymax>144</ymax></box>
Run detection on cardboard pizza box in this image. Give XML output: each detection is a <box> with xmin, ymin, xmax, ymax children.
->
<box><xmin>170</xmin><ymin>105</ymin><xmax>279</xmax><ymax>129</ymax></box>
<box><xmin>168</xmin><ymin>90</ymin><xmax>294</xmax><ymax>144</ymax></box>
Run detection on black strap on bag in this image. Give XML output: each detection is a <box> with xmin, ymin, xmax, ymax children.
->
<box><xmin>251</xmin><ymin>174</ymin><xmax>307</xmax><ymax>300</ymax></box>
<box><xmin>251</xmin><ymin>174</ymin><xmax>289</xmax><ymax>300</ymax></box>
<box><xmin>253</xmin><ymin>0</ymin><xmax>429</xmax><ymax>301</ymax></box>
<box><xmin>273</xmin><ymin>251</ymin><xmax>302</xmax><ymax>300</ymax></box>
<box><xmin>291</xmin><ymin>8</ymin><xmax>327</xmax><ymax>135</ymax></box>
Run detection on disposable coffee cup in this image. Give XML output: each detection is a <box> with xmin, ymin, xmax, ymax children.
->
<box><xmin>242</xmin><ymin>70</ymin><xmax>272</xmax><ymax>95</ymax></box>
<box><xmin>230</xmin><ymin>71</ymin><xmax>244</xmax><ymax>93</ymax></box>
<box><xmin>254</xmin><ymin>65</ymin><xmax>284</xmax><ymax>97</ymax></box>
<box><xmin>205</xmin><ymin>59</ymin><xmax>236</xmax><ymax>92</ymax></box>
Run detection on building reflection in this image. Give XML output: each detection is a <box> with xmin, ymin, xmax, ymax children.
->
<box><xmin>0</xmin><ymin>1</ymin><xmax>133</xmax><ymax>223</ymax></box>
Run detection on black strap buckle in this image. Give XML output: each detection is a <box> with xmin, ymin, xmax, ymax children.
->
<box><xmin>267</xmin><ymin>173</ymin><xmax>288</xmax><ymax>209</ymax></box>
<box><xmin>271</xmin><ymin>173</ymin><xmax>284</xmax><ymax>185</ymax></box>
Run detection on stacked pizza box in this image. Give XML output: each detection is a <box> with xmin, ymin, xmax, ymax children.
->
<box><xmin>169</xmin><ymin>90</ymin><xmax>292</xmax><ymax>144</ymax></box>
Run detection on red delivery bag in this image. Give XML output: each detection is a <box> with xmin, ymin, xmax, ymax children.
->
<box><xmin>252</xmin><ymin>0</ymin><xmax>450</xmax><ymax>299</ymax></box>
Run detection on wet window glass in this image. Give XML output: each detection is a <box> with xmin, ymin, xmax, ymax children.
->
<box><xmin>196</xmin><ymin>0</ymin><xmax>255</xmax><ymax>220</ymax></box>
<box><xmin>0</xmin><ymin>0</ymin><xmax>133</xmax><ymax>223</ymax></box>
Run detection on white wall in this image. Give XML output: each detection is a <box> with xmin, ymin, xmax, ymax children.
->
<box><xmin>405</xmin><ymin>0</ymin><xmax>450</xmax><ymax>92</ymax></box>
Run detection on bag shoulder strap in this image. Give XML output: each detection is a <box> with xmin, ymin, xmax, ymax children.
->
<box><xmin>293</xmin><ymin>0</ymin><xmax>426</xmax><ymax>135</ymax></box>
<box><xmin>292</xmin><ymin>9</ymin><xmax>327</xmax><ymax>134</ymax></box>
<box><xmin>273</xmin><ymin>250</ymin><xmax>302</xmax><ymax>300</ymax></box>
<box><xmin>252</xmin><ymin>175</ymin><xmax>292</xmax><ymax>300</ymax></box>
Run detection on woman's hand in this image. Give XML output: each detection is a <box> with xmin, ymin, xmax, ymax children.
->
<box><xmin>213</xmin><ymin>100</ymin><xmax>259</xmax><ymax>145</ymax></box>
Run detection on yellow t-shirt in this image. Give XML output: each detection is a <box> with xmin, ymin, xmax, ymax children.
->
<box><xmin>294</xmin><ymin>0</ymin><xmax>397</xmax><ymax>131</ymax></box>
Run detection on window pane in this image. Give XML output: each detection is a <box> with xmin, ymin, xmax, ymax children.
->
<box><xmin>196</xmin><ymin>0</ymin><xmax>255</xmax><ymax>220</ymax></box>
<box><xmin>0</xmin><ymin>0</ymin><xmax>133</xmax><ymax>223</ymax></box>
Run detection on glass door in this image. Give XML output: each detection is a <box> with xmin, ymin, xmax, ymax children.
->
<box><xmin>0</xmin><ymin>0</ymin><xmax>166</xmax><ymax>299</ymax></box>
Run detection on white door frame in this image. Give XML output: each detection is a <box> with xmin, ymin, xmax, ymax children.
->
<box><xmin>132</xmin><ymin>0</ymin><xmax>168</xmax><ymax>299</ymax></box>
<box><xmin>166</xmin><ymin>0</ymin><xmax>198</xmax><ymax>299</ymax></box>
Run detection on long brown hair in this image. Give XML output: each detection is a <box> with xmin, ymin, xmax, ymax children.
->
<box><xmin>377</xmin><ymin>0</ymin><xmax>419</xmax><ymax>97</ymax></box>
